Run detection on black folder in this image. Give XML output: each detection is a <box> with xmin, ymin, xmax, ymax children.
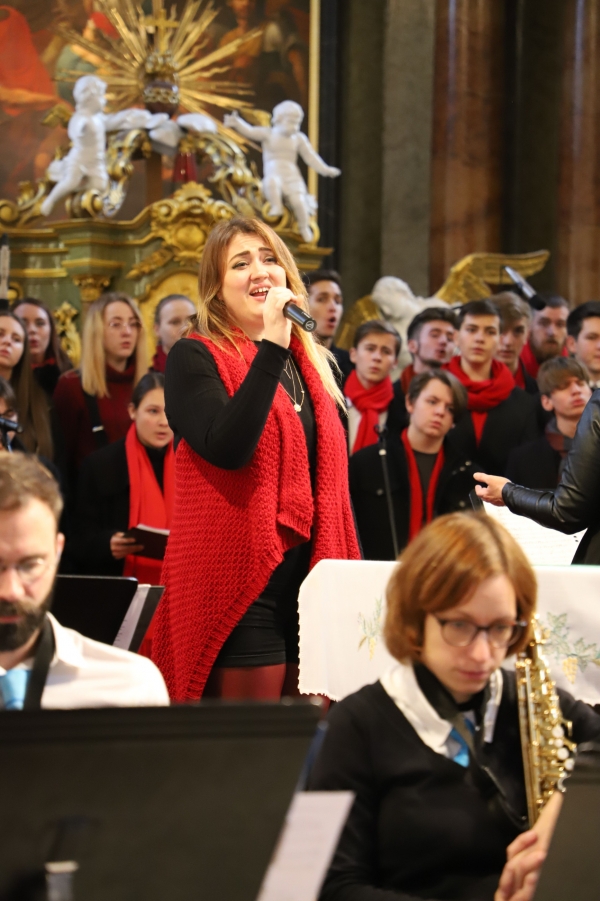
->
<box><xmin>0</xmin><ymin>702</ymin><xmax>322</xmax><ymax>901</ymax></box>
<box><xmin>51</xmin><ymin>575</ymin><xmax>139</xmax><ymax>645</ymax></box>
<box><xmin>51</xmin><ymin>575</ymin><xmax>163</xmax><ymax>650</ymax></box>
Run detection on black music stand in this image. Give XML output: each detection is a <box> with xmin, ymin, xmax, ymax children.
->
<box><xmin>0</xmin><ymin>702</ymin><xmax>322</xmax><ymax>901</ymax></box>
<box><xmin>534</xmin><ymin>742</ymin><xmax>600</xmax><ymax>900</ymax></box>
<box><xmin>51</xmin><ymin>575</ymin><xmax>163</xmax><ymax>650</ymax></box>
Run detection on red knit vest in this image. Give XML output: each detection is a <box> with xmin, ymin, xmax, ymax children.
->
<box><xmin>151</xmin><ymin>333</ymin><xmax>361</xmax><ymax>700</ymax></box>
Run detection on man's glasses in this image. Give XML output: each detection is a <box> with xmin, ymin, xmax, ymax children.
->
<box><xmin>0</xmin><ymin>557</ymin><xmax>53</xmax><ymax>586</ymax></box>
<box><xmin>435</xmin><ymin>616</ymin><xmax>528</xmax><ymax>649</ymax></box>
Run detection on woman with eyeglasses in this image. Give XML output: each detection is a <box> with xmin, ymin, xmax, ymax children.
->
<box><xmin>53</xmin><ymin>292</ymin><xmax>148</xmax><ymax>494</ymax></box>
<box><xmin>309</xmin><ymin>512</ymin><xmax>600</xmax><ymax>901</ymax></box>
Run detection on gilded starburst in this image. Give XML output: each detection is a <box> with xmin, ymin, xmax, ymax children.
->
<box><xmin>55</xmin><ymin>0</ymin><xmax>261</xmax><ymax>142</ymax></box>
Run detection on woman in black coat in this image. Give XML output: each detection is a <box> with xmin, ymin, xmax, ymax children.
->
<box><xmin>474</xmin><ymin>391</ymin><xmax>600</xmax><ymax>564</ymax></box>
<box><xmin>70</xmin><ymin>372</ymin><xmax>174</xmax><ymax>576</ymax></box>
<box><xmin>350</xmin><ymin>370</ymin><xmax>474</xmax><ymax>560</ymax></box>
<box><xmin>308</xmin><ymin>513</ymin><xmax>600</xmax><ymax>901</ymax></box>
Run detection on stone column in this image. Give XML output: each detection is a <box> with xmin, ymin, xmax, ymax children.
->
<box><xmin>380</xmin><ymin>0</ymin><xmax>436</xmax><ymax>297</ymax></box>
<box><xmin>557</xmin><ymin>0</ymin><xmax>600</xmax><ymax>305</ymax></box>
<box><xmin>429</xmin><ymin>0</ymin><xmax>505</xmax><ymax>293</ymax></box>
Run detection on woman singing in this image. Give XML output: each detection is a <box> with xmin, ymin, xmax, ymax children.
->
<box><xmin>152</xmin><ymin>217</ymin><xmax>360</xmax><ymax>701</ymax></box>
<box><xmin>309</xmin><ymin>513</ymin><xmax>600</xmax><ymax>901</ymax></box>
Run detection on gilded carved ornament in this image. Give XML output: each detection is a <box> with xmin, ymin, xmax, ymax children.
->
<box><xmin>53</xmin><ymin>302</ymin><xmax>82</xmax><ymax>367</ymax></box>
<box><xmin>126</xmin><ymin>182</ymin><xmax>236</xmax><ymax>279</ymax></box>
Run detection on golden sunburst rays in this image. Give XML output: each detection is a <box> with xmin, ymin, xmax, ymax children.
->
<box><xmin>54</xmin><ymin>0</ymin><xmax>262</xmax><ymax>142</ymax></box>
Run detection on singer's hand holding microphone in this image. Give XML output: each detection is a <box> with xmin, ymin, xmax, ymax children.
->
<box><xmin>262</xmin><ymin>286</ymin><xmax>316</xmax><ymax>348</ymax></box>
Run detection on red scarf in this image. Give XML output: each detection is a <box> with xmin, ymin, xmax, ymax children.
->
<box><xmin>514</xmin><ymin>359</ymin><xmax>527</xmax><ymax>390</ymax></box>
<box><xmin>152</xmin><ymin>344</ymin><xmax>168</xmax><ymax>373</ymax></box>
<box><xmin>123</xmin><ymin>424</ymin><xmax>175</xmax><ymax>584</ymax></box>
<box><xmin>151</xmin><ymin>333</ymin><xmax>361</xmax><ymax>700</ymax></box>
<box><xmin>520</xmin><ymin>340</ymin><xmax>568</xmax><ymax>379</ymax></box>
<box><xmin>401</xmin><ymin>429</ymin><xmax>445</xmax><ymax>542</ymax></box>
<box><xmin>344</xmin><ymin>370</ymin><xmax>394</xmax><ymax>453</ymax></box>
<box><xmin>400</xmin><ymin>363</ymin><xmax>415</xmax><ymax>394</ymax></box>
<box><xmin>447</xmin><ymin>357</ymin><xmax>515</xmax><ymax>444</ymax></box>
<box><xmin>123</xmin><ymin>425</ymin><xmax>175</xmax><ymax>658</ymax></box>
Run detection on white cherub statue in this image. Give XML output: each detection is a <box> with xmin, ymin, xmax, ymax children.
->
<box><xmin>224</xmin><ymin>100</ymin><xmax>340</xmax><ymax>243</ymax></box>
<box><xmin>41</xmin><ymin>75</ymin><xmax>109</xmax><ymax>217</ymax></box>
<box><xmin>371</xmin><ymin>276</ymin><xmax>449</xmax><ymax>372</ymax></box>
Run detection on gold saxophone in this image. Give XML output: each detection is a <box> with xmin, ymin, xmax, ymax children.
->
<box><xmin>516</xmin><ymin>616</ymin><xmax>576</xmax><ymax>825</ymax></box>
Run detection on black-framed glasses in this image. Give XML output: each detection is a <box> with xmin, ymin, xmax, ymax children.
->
<box><xmin>435</xmin><ymin>616</ymin><xmax>528</xmax><ymax>649</ymax></box>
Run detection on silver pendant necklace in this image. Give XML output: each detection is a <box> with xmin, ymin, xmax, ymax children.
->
<box><xmin>282</xmin><ymin>357</ymin><xmax>305</xmax><ymax>413</ymax></box>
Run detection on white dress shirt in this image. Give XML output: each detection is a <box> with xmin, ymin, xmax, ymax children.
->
<box><xmin>0</xmin><ymin>613</ymin><xmax>169</xmax><ymax>709</ymax></box>
<box><xmin>345</xmin><ymin>399</ymin><xmax>388</xmax><ymax>453</ymax></box>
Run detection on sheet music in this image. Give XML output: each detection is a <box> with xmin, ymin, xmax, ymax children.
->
<box><xmin>113</xmin><ymin>584</ymin><xmax>150</xmax><ymax>650</ymax></box>
<box><xmin>483</xmin><ymin>502</ymin><xmax>584</xmax><ymax>565</ymax></box>
<box><xmin>256</xmin><ymin>791</ymin><xmax>354</xmax><ymax>901</ymax></box>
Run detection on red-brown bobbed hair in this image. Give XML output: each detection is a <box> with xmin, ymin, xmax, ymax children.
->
<box><xmin>383</xmin><ymin>512</ymin><xmax>536</xmax><ymax>662</ymax></box>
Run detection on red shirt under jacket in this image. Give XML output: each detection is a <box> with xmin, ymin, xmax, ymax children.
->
<box><xmin>54</xmin><ymin>364</ymin><xmax>136</xmax><ymax>472</ymax></box>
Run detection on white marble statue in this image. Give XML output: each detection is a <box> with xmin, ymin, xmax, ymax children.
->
<box><xmin>371</xmin><ymin>276</ymin><xmax>448</xmax><ymax>372</ymax></box>
<box><xmin>40</xmin><ymin>74</ymin><xmax>219</xmax><ymax>216</ymax></box>
<box><xmin>224</xmin><ymin>100</ymin><xmax>340</xmax><ymax>243</ymax></box>
<box><xmin>41</xmin><ymin>76</ymin><xmax>110</xmax><ymax>216</ymax></box>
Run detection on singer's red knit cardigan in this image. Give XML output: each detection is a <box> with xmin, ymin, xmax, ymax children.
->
<box><xmin>151</xmin><ymin>332</ymin><xmax>361</xmax><ymax>700</ymax></box>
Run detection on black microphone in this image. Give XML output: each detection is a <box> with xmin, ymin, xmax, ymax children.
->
<box><xmin>283</xmin><ymin>301</ymin><xmax>317</xmax><ymax>332</ymax></box>
<box><xmin>503</xmin><ymin>266</ymin><xmax>546</xmax><ymax>312</ymax></box>
<box><xmin>0</xmin><ymin>415</ymin><xmax>21</xmax><ymax>433</ymax></box>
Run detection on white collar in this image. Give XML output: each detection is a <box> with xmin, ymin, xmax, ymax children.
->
<box><xmin>0</xmin><ymin>613</ymin><xmax>85</xmax><ymax>676</ymax></box>
<box><xmin>47</xmin><ymin>612</ymin><xmax>85</xmax><ymax>669</ymax></box>
<box><xmin>380</xmin><ymin>662</ymin><xmax>503</xmax><ymax>754</ymax></box>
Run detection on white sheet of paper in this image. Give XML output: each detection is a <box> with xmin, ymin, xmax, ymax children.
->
<box><xmin>112</xmin><ymin>583</ymin><xmax>150</xmax><ymax>650</ymax></box>
<box><xmin>256</xmin><ymin>791</ymin><xmax>354</xmax><ymax>901</ymax></box>
<box><xmin>483</xmin><ymin>502</ymin><xmax>585</xmax><ymax>566</ymax></box>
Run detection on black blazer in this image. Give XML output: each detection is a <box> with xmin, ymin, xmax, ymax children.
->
<box><xmin>349</xmin><ymin>432</ymin><xmax>476</xmax><ymax>559</ymax></box>
<box><xmin>505</xmin><ymin>436</ymin><xmax>561</xmax><ymax>490</ymax></box>
<box><xmin>446</xmin><ymin>387</ymin><xmax>540</xmax><ymax>476</ymax></box>
<box><xmin>503</xmin><ymin>391</ymin><xmax>600</xmax><ymax>564</ymax></box>
<box><xmin>69</xmin><ymin>438</ymin><xmax>130</xmax><ymax>576</ymax></box>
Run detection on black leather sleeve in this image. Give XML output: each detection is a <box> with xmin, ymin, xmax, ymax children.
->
<box><xmin>502</xmin><ymin>394</ymin><xmax>600</xmax><ymax>533</ymax></box>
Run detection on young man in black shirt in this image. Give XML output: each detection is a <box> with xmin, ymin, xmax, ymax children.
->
<box><xmin>506</xmin><ymin>357</ymin><xmax>592</xmax><ymax>489</ymax></box>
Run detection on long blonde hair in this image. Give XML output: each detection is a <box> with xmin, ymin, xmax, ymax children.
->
<box><xmin>80</xmin><ymin>292</ymin><xmax>148</xmax><ymax>398</ymax></box>
<box><xmin>188</xmin><ymin>217</ymin><xmax>344</xmax><ymax>405</ymax></box>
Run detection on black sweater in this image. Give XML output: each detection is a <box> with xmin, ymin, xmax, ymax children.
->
<box><xmin>164</xmin><ymin>336</ymin><xmax>317</xmax><ymax>598</ymax></box>
<box><xmin>308</xmin><ymin>676</ymin><xmax>600</xmax><ymax>901</ymax></box>
<box><xmin>164</xmin><ymin>336</ymin><xmax>316</xmax><ymax>469</ymax></box>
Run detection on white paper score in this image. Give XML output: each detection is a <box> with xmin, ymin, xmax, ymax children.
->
<box><xmin>256</xmin><ymin>791</ymin><xmax>354</xmax><ymax>901</ymax></box>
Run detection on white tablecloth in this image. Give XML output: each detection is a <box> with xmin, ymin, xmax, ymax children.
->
<box><xmin>298</xmin><ymin>561</ymin><xmax>600</xmax><ymax>704</ymax></box>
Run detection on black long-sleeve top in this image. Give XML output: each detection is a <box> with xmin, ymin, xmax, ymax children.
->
<box><xmin>502</xmin><ymin>391</ymin><xmax>600</xmax><ymax>563</ymax></box>
<box><xmin>164</xmin><ymin>336</ymin><xmax>315</xmax><ymax>469</ymax></box>
<box><xmin>164</xmin><ymin>336</ymin><xmax>317</xmax><ymax>597</ymax></box>
<box><xmin>69</xmin><ymin>437</ymin><xmax>168</xmax><ymax>576</ymax></box>
<box><xmin>308</xmin><ymin>673</ymin><xmax>600</xmax><ymax>901</ymax></box>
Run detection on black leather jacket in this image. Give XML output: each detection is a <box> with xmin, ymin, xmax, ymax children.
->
<box><xmin>502</xmin><ymin>392</ymin><xmax>600</xmax><ymax>563</ymax></box>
